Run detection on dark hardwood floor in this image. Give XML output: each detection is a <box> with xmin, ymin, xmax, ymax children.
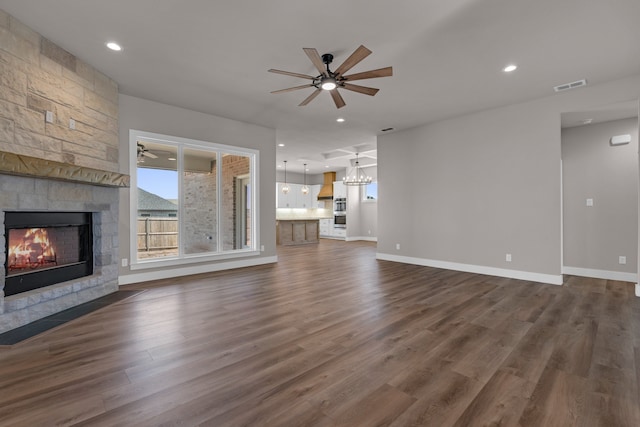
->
<box><xmin>1</xmin><ymin>239</ymin><xmax>639</xmax><ymax>426</ymax></box>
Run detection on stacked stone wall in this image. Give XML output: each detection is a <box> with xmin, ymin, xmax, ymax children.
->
<box><xmin>0</xmin><ymin>9</ymin><xmax>119</xmax><ymax>172</ymax></box>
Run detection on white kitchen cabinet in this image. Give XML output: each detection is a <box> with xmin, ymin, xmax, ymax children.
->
<box><xmin>298</xmin><ymin>186</ymin><xmax>312</xmax><ymax>208</ymax></box>
<box><xmin>278</xmin><ymin>183</ymin><xmax>330</xmax><ymax>209</ymax></box>
<box><xmin>277</xmin><ymin>182</ymin><xmax>297</xmax><ymax>208</ymax></box>
<box><xmin>331</xmin><ymin>227</ymin><xmax>346</xmax><ymax>238</ymax></box>
<box><xmin>319</xmin><ymin>218</ymin><xmax>332</xmax><ymax>236</ymax></box>
<box><xmin>333</xmin><ymin>181</ymin><xmax>346</xmax><ymax>199</ymax></box>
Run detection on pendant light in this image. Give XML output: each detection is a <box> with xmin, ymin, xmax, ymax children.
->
<box><xmin>282</xmin><ymin>160</ymin><xmax>290</xmax><ymax>194</ymax></box>
<box><xmin>343</xmin><ymin>153</ymin><xmax>372</xmax><ymax>186</ymax></box>
<box><xmin>301</xmin><ymin>163</ymin><xmax>309</xmax><ymax>195</ymax></box>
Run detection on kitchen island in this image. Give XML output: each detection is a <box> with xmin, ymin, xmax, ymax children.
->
<box><xmin>276</xmin><ymin>219</ymin><xmax>320</xmax><ymax>245</ymax></box>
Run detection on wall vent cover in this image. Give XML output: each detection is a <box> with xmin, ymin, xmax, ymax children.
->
<box><xmin>553</xmin><ymin>79</ymin><xmax>587</xmax><ymax>92</ymax></box>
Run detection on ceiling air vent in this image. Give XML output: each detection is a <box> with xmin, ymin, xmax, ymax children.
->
<box><xmin>553</xmin><ymin>79</ymin><xmax>587</xmax><ymax>92</ymax></box>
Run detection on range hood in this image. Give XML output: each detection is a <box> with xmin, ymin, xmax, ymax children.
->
<box><xmin>317</xmin><ymin>171</ymin><xmax>336</xmax><ymax>200</ymax></box>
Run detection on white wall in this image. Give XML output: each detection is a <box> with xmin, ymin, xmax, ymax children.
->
<box><xmin>378</xmin><ymin>74</ymin><xmax>640</xmax><ymax>285</ymax></box>
<box><xmin>562</xmin><ymin>118</ymin><xmax>638</xmax><ymax>279</ymax></box>
<box><xmin>118</xmin><ymin>94</ymin><xmax>276</xmax><ymax>283</ymax></box>
<box><xmin>346</xmin><ymin>166</ymin><xmax>378</xmax><ymax>240</ymax></box>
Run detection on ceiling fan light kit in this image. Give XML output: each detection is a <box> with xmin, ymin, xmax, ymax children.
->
<box><xmin>269</xmin><ymin>45</ymin><xmax>393</xmax><ymax>109</ymax></box>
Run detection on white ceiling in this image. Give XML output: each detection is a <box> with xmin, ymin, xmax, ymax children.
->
<box><xmin>2</xmin><ymin>0</ymin><xmax>639</xmax><ymax>174</ymax></box>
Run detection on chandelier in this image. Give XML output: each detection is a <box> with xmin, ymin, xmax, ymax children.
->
<box><xmin>343</xmin><ymin>153</ymin><xmax>372</xmax><ymax>186</ymax></box>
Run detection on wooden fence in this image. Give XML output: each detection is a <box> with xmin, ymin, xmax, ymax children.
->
<box><xmin>137</xmin><ymin>217</ymin><xmax>178</xmax><ymax>252</ymax></box>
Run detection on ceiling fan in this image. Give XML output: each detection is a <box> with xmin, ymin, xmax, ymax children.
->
<box><xmin>269</xmin><ymin>45</ymin><xmax>392</xmax><ymax>109</ymax></box>
<box><xmin>136</xmin><ymin>142</ymin><xmax>158</xmax><ymax>163</ymax></box>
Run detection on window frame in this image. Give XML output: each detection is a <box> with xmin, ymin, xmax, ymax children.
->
<box><xmin>362</xmin><ymin>181</ymin><xmax>378</xmax><ymax>203</ymax></box>
<box><xmin>129</xmin><ymin>129</ymin><xmax>260</xmax><ymax>271</ymax></box>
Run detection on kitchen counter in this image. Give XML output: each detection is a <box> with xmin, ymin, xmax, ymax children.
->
<box><xmin>276</xmin><ymin>219</ymin><xmax>319</xmax><ymax>245</ymax></box>
<box><xmin>275</xmin><ymin>208</ymin><xmax>332</xmax><ymax>221</ymax></box>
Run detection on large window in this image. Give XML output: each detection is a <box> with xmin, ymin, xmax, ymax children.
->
<box><xmin>130</xmin><ymin>130</ymin><xmax>258</xmax><ymax>267</ymax></box>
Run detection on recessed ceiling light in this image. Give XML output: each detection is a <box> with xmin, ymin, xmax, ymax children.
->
<box><xmin>278</xmin><ymin>143</ymin><xmax>285</xmax><ymax>147</ymax></box>
<box><xmin>503</xmin><ymin>64</ymin><xmax>517</xmax><ymax>72</ymax></box>
<box><xmin>168</xmin><ymin>157</ymin><xmax>176</xmax><ymax>161</ymax></box>
<box><xmin>325</xmin><ymin>165</ymin><xmax>330</xmax><ymax>168</ymax></box>
<box><xmin>277</xmin><ymin>164</ymin><xmax>282</xmax><ymax>168</ymax></box>
<box><xmin>106</xmin><ymin>42</ymin><xmax>122</xmax><ymax>51</ymax></box>
<box><xmin>582</xmin><ymin>118</ymin><xmax>593</xmax><ymax>125</ymax></box>
<box><xmin>336</xmin><ymin>118</ymin><xmax>345</xmax><ymax>123</ymax></box>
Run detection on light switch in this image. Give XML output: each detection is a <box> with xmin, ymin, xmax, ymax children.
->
<box><xmin>586</xmin><ymin>198</ymin><xmax>594</xmax><ymax>207</ymax></box>
<box><xmin>619</xmin><ymin>256</ymin><xmax>627</xmax><ymax>265</ymax></box>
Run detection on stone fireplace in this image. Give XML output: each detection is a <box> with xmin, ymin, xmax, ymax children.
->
<box><xmin>0</xmin><ymin>154</ymin><xmax>128</xmax><ymax>334</ymax></box>
<box><xmin>0</xmin><ymin>11</ymin><xmax>126</xmax><ymax>333</ymax></box>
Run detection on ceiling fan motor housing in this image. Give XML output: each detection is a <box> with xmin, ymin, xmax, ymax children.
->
<box><xmin>321</xmin><ymin>53</ymin><xmax>334</xmax><ymax>65</ymax></box>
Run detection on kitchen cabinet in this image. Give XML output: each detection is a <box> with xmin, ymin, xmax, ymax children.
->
<box><xmin>277</xmin><ymin>182</ymin><xmax>296</xmax><ymax>208</ymax></box>
<box><xmin>276</xmin><ymin>220</ymin><xmax>319</xmax><ymax>245</ymax></box>
<box><xmin>331</xmin><ymin>227</ymin><xmax>346</xmax><ymax>238</ymax></box>
<box><xmin>298</xmin><ymin>186</ymin><xmax>312</xmax><ymax>208</ymax></box>
<box><xmin>277</xmin><ymin>183</ymin><xmax>323</xmax><ymax>208</ymax></box>
<box><xmin>333</xmin><ymin>181</ymin><xmax>346</xmax><ymax>199</ymax></box>
<box><xmin>319</xmin><ymin>218</ymin><xmax>332</xmax><ymax>236</ymax></box>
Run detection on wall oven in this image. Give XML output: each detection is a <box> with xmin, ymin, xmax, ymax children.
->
<box><xmin>334</xmin><ymin>197</ymin><xmax>346</xmax><ymax>228</ymax></box>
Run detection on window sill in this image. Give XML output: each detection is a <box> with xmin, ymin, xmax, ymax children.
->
<box><xmin>130</xmin><ymin>249</ymin><xmax>261</xmax><ymax>271</ymax></box>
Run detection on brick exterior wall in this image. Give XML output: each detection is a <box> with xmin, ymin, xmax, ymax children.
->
<box><xmin>222</xmin><ymin>155</ymin><xmax>250</xmax><ymax>250</ymax></box>
<box><xmin>182</xmin><ymin>154</ymin><xmax>250</xmax><ymax>252</ymax></box>
<box><xmin>184</xmin><ymin>164</ymin><xmax>218</xmax><ymax>254</ymax></box>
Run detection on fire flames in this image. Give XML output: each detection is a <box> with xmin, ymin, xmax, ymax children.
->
<box><xmin>8</xmin><ymin>228</ymin><xmax>57</xmax><ymax>269</ymax></box>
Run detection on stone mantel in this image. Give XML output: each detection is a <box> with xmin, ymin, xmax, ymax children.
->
<box><xmin>0</xmin><ymin>151</ymin><xmax>129</xmax><ymax>188</ymax></box>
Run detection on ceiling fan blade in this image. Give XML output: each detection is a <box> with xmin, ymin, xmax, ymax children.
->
<box><xmin>342</xmin><ymin>66</ymin><xmax>393</xmax><ymax>81</ymax></box>
<box><xmin>142</xmin><ymin>151</ymin><xmax>158</xmax><ymax>159</ymax></box>
<box><xmin>330</xmin><ymin>89</ymin><xmax>346</xmax><ymax>109</ymax></box>
<box><xmin>341</xmin><ymin>83</ymin><xmax>379</xmax><ymax>96</ymax></box>
<box><xmin>334</xmin><ymin>45</ymin><xmax>372</xmax><ymax>77</ymax></box>
<box><xmin>299</xmin><ymin>89</ymin><xmax>322</xmax><ymax>106</ymax></box>
<box><xmin>303</xmin><ymin>48</ymin><xmax>328</xmax><ymax>77</ymax></box>
<box><xmin>268</xmin><ymin>69</ymin><xmax>316</xmax><ymax>80</ymax></box>
<box><xmin>271</xmin><ymin>84</ymin><xmax>315</xmax><ymax>94</ymax></box>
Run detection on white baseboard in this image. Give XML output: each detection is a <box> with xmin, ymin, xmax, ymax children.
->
<box><xmin>119</xmin><ymin>256</ymin><xmax>278</xmax><ymax>285</ymax></box>
<box><xmin>345</xmin><ymin>236</ymin><xmax>378</xmax><ymax>242</ymax></box>
<box><xmin>562</xmin><ymin>266</ymin><xmax>637</xmax><ymax>283</ymax></box>
<box><xmin>376</xmin><ymin>253</ymin><xmax>563</xmax><ymax>286</ymax></box>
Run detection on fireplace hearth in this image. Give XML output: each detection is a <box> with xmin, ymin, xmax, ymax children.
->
<box><xmin>5</xmin><ymin>212</ymin><xmax>93</xmax><ymax>297</ymax></box>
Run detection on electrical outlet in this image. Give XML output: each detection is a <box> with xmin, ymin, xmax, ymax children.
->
<box><xmin>619</xmin><ymin>256</ymin><xmax>627</xmax><ymax>265</ymax></box>
<box><xmin>586</xmin><ymin>198</ymin><xmax>594</xmax><ymax>207</ymax></box>
<box><xmin>396</xmin><ymin>243</ymin><xmax>400</xmax><ymax>250</ymax></box>
<box><xmin>260</xmin><ymin>245</ymin><xmax>265</xmax><ymax>252</ymax></box>
<box><xmin>506</xmin><ymin>253</ymin><xmax>512</xmax><ymax>262</ymax></box>
<box><xmin>121</xmin><ymin>258</ymin><xmax>128</xmax><ymax>267</ymax></box>
<box><xmin>69</xmin><ymin>118</ymin><xmax>76</xmax><ymax>129</ymax></box>
<box><xmin>45</xmin><ymin>110</ymin><xmax>53</xmax><ymax>123</ymax></box>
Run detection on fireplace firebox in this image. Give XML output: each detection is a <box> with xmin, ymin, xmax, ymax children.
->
<box><xmin>4</xmin><ymin>212</ymin><xmax>93</xmax><ymax>297</ymax></box>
